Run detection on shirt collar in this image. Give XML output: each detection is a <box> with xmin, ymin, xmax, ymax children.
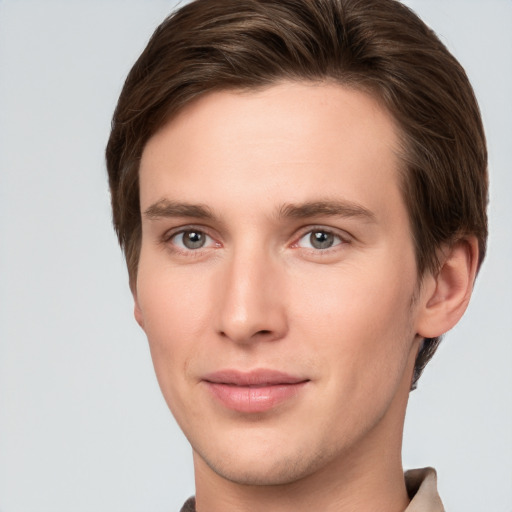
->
<box><xmin>404</xmin><ymin>467</ymin><xmax>445</xmax><ymax>511</ymax></box>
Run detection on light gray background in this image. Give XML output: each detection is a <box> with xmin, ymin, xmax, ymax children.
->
<box><xmin>0</xmin><ymin>1</ymin><xmax>510</xmax><ymax>511</ymax></box>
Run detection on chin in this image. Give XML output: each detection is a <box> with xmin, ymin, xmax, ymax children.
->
<box><xmin>195</xmin><ymin>439</ymin><xmax>332</xmax><ymax>487</ymax></box>
<box><xmin>206</xmin><ymin>457</ymin><xmax>312</xmax><ymax>486</ymax></box>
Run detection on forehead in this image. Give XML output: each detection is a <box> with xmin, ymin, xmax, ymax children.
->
<box><xmin>139</xmin><ymin>81</ymin><xmax>404</xmax><ymax>225</ymax></box>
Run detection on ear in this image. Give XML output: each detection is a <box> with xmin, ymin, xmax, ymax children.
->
<box><xmin>131</xmin><ymin>284</ymin><xmax>145</xmax><ymax>330</ymax></box>
<box><xmin>416</xmin><ymin>236</ymin><xmax>479</xmax><ymax>338</ymax></box>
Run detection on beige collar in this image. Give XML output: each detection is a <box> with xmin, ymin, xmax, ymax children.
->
<box><xmin>405</xmin><ymin>467</ymin><xmax>445</xmax><ymax>511</ymax></box>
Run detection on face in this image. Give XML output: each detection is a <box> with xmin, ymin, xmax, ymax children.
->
<box><xmin>135</xmin><ymin>82</ymin><xmax>426</xmax><ymax>486</ymax></box>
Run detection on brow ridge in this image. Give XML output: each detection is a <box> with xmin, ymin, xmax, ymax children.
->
<box><xmin>144</xmin><ymin>199</ymin><xmax>214</xmax><ymax>220</ymax></box>
<box><xmin>143</xmin><ymin>198</ymin><xmax>376</xmax><ymax>224</ymax></box>
<box><xmin>278</xmin><ymin>200</ymin><xmax>376</xmax><ymax>221</ymax></box>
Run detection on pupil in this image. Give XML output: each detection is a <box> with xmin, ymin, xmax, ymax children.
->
<box><xmin>183</xmin><ymin>230</ymin><xmax>205</xmax><ymax>249</ymax></box>
<box><xmin>310</xmin><ymin>231</ymin><xmax>334</xmax><ymax>249</ymax></box>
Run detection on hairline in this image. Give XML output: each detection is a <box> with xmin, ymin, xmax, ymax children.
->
<box><xmin>129</xmin><ymin>77</ymin><xmax>426</xmax><ymax>282</ymax></box>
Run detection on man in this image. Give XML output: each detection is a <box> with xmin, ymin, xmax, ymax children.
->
<box><xmin>106</xmin><ymin>0</ymin><xmax>487</xmax><ymax>510</ymax></box>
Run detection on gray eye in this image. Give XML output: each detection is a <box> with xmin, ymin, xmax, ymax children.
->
<box><xmin>181</xmin><ymin>230</ymin><xmax>206</xmax><ymax>249</ymax></box>
<box><xmin>310</xmin><ymin>231</ymin><xmax>335</xmax><ymax>249</ymax></box>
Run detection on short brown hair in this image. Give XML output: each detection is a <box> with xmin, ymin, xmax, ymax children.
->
<box><xmin>106</xmin><ymin>0</ymin><xmax>488</xmax><ymax>387</ymax></box>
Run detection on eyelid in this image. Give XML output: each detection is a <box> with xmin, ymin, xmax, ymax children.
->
<box><xmin>162</xmin><ymin>224</ymin><xmax>221</xmax><ymax>251</ymax></box>
<box><xmin>291</xmin><ymin>225</ymin><xmax>351</xmax><ymax>249</ymax></box>
<box><xmin>160</xmin><ymin>223</ymin><xmax>351</xmax><ymax>252</ymax></box>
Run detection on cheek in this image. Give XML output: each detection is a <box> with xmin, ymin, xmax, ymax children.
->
<box><xmin>137</xmin><ymin>248</ymin><xmax>213</xmax><ymax>332</ymax></box>
<box><xmin>135</xmin><ymin>259</ymin><xmax>214</xmax><ymax>392</ymax></box>
<box><xmin>293</xmin><ymin>270</ymin><xmax>417</xmax><ymax>437</ymax></box>
<box><xmin>293</xmin><ymin>256</ymin><xmax>415</xmax><ymax>332</ymax></box>
<box><xmin>290</xmin><ymin>259</ymin><xmax>417</xmax><ymax>382</ymax></box>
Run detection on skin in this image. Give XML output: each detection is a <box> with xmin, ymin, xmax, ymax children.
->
<box><xmin>134</xmin><ymin>82</ymin><xmax>478</xmax><ymax>512</ymax></box>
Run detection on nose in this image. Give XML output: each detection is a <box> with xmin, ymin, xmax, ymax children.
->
<box><xmin>215</xmin><ymin>246</ymin><xmax>288</xmax><ymax>345</ymax></box>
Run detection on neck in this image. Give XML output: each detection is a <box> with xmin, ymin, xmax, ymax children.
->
<box><xmin>194</xmin><ymin>394</ymin><xmax>411</xmax><ymax>511</ymax></box>
<box><xmin>192</xmin><ymin>343</ymin><xmax>420</xmax><ymax>512</ymax></box>
<box><xmin>194</xmin><ymin>446</ymin><xmax>408</xmax><ymax>512</ymax></box>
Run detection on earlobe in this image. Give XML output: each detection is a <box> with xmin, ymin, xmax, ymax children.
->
<box><xmin>416</xmin><ymin>237</ymin><xmax>479</xmax><ymax>338</ymax></box>
<box><xmin>132</xmin><ymin>290</ymin><xmax>145</xmax><ymax>330</ymax></box>
<box><xmin>134</xmin><ymin>302</ymin><xmax>145</xmax><ymax>329</ymax></box>
<box><xmin>130</xmin><ymin>278</ymin><xmax>146</xmax><ymax>329</ymax></box>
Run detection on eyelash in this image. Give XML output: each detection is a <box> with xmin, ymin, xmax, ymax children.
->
<box><xmin>163</xmin><ymin>226</ymin><xmax>219</xmax><ymax>254</ymax></box>
<box><xmin>162</xmin><ymin>225</ymin><xmax>350</xmax><ymax>255</ymax></box>
<box><xmin>292</xmin><ymin>227</ymin><xmax>350</xmax><ymax>252</ymax></box>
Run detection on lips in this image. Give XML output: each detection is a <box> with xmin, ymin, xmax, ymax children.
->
<box><xmin>202</xmin><ymin>369</ymin><xmax>309</xmax><ymax>413</ymax></box>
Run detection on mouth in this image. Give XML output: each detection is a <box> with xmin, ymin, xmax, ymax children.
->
<box><xmin>202</xmin><ymin>369</ymin><xmax>310</xmax><ymax>413</ymax></box>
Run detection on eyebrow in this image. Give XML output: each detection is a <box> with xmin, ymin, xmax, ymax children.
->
<box><xmin>278</xmin><ymin>200</ymin><xmax>376</xmax><ymax>222</ymax></box>
<box><xmin>144</xmin><ymin>199</ymin><xmax>214</xmax><ymax>220</ymax></box>
<box><xmin>143</xmin><ymin>198</ymin><xmax>376</xmax><ymax>223</ymax></box>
